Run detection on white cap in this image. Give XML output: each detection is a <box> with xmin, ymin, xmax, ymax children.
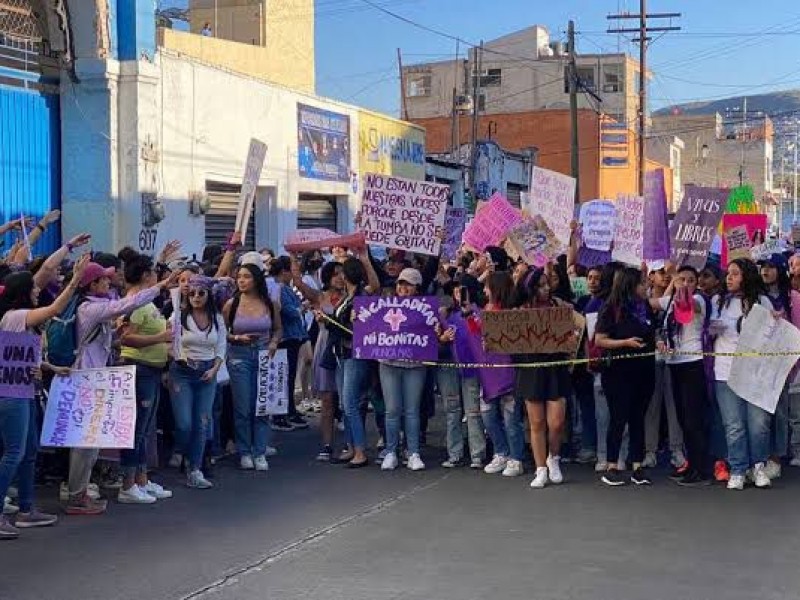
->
<box><xmin>239</xmin><ymin>251</ymin><xmax>265</xmax><ymax>271</ymax></box>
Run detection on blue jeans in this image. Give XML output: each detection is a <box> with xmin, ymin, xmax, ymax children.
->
<box><xmin>380</xmin><ymin>364</ymin><xmax>427</xmax><ymax>456</ymax></box>
<box><xmin>120</xmin><ymin>363</ymin><xmax>162</xmax><ymax>476</ymax></box>
<box><xmin>438</xmin><ymin>369</ymin><xmax>485</xmax><ymax>462</ymax></box>
<box><xmin>771</xmin><ymin>385</ymin><xmax>789</xmax><ymax>458</ymax></box>
<box><xmin>228</xmin><ymin>343</ymin><xmax>271</xmax><ymax>458</ymax></box>
<box><xmin>170</xmin><ymin>360</ymin><xmax>217</xmax><ymax>470</ymax></box>
<box><xmin>336</xmin><ymin>357</ymin><xmax>371</xmax><ymax>451</ymax></box>
<box><xmin>594</xmin><ymin>374</ymin><xmax>628</xmax><ymax>463</ymax></box>
<box><xmin>715</xmin><ymin>381</ymin><xmax>771</xmax><ymax>476</ymax></box>
<box><xmin>480</xmin><ymin>393</ymin><xmax>524</xmax><ymax>461</ymax></box>
<box><xmin>0</xmin><ymin>399</ymin><xmax>37</xmax><ymax>513</ymax></box>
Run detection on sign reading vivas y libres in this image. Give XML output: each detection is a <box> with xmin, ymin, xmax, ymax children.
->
<box><xmin>352</xmin><ymin>296</ymin><xmax>440</xmax><ymax>361</ymax></box>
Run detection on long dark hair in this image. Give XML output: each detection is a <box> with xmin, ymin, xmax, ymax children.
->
<box><xmin>514</xmin><ymin>268</ymin><xmax>548</xmax><ymax>308</ymax></box>
<box><xmin>597</xmin><ymin>261</ymin><xmax>625</xmax><ymax>300</ymax></box>
<box><xmin>603</xmin><ymin>266</ymin><xmax>645</xmax><ymax>323</ymax></box>
<box><xmin>342</xmin><ymin>257</ymin><xmax>366</xmax><ymax>288</ymax></box>
<box><xmin>230</xmin><ymin>264</ymin><xmax>274</xmax><ymax>328</ymax></box>
<box><xmin>182</xmin><ymin>285</ymin><xmax>220</xmax><ymax>335</ymax></box>
<box><xmin>0</xmin><ymin>271</ymin><xmax>35</xmax><ymax>322</ymax></box>
<box><xmin>719</xmin><ymin>258</ymin><xmax>763</xmax><ymax>317</ymax></box>
<box><xmin>551</xmin><ymin>256</ymin><xmax>575</xmax><ymax>303</ymax></box>
<box><xmin>486</xmin><ymin>271</ymin><xmax>515</xmax><ymax>309</ymax></box>
<box><xmin>763</xmin><ymin>261</ymin><xmax>792</xmax><ymax>315</ymax></box>
<box><xmin>320</xmin><ymin>261</ymin><xmax>342</xmax><ymax>292</ymax></box>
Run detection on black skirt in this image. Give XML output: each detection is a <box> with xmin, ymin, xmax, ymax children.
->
<box><xmin>514</xmin><ymin>353</ymin><xmax>572</xmax><ymax>401</ymax></box>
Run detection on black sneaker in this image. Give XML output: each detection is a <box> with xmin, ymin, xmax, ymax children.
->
<box><xmin>316</xmin><ymin>445</ymin><xmax>333</xmax><ymax>462</ymax></box>
<box><xmin>288</xmin><ymin>414</ymin><xmax>309</xmax><ymax>430</ymax></box>
<box><xmin>676</xmin><ymin>470</ymin><xmax>712</xmax><ymax>488</ymax></box>
<box><xmin>631</xmin><ymin>468</ymin><xmax>653</xmax><ymax>486</ymax></box>
<box><xmin>271</xmin><ymin>416</ymin><xmax>294</xmax><ymax>432</ymax></box>
<box><xmin>600</xmin><ymin>469</ymin><xmax>627</xmax><ymax>487</ymax></box>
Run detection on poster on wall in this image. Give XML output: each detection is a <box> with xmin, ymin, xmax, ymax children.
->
<box><xmin>721</xmin><ymin>213</ymin><xmax>768</xmax><ymax>266</ymax></box>
<box><xmin>525</xmin><ymin>167</ymin><xmax>576</xmax><ymax>248</ymax></box>
<box><xmin>235</xmin><ymin>138</ymin><xmax>268</xmax><ymax>244</ymax></box>
<box><xmin>473</xmin><ymin>141</ymin><xmax>506</xmax><ymax>201</ymax></box>
<box><xmin>612</xmin><ymin>194</ymin><xmax>645</xmax><ymax>266</ymax></box>
<box><xmin>359</xmin><ymin>112</ymin><xmax>426</xmax><ymax>180</ymax></box>
<box><xmin>352</xmin><ymin>296</ymin><xmax>440</xmax><ymax>361</ymax></box>
<box><xmin>670</xmin><ymin>186</ymin><xmax>726</xmax><ymax>269</ymax></box>
<box><xmin>358</xmin><ymin>173</ymin><xmax>449</xmax><ymax>255</ymax></box>
<box><xmin>40</xmin><ymin>367</ymin><xmax>137</xmax><ymax>449</ymax></box>
<box><xmin>297</xmin><ymin>103</ymin><xmax>351</xmax><ymax>182</ymax></box>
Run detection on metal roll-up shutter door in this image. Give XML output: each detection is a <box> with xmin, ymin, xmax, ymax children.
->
<box><xmin>506</xmin><ymin>184</ymin><xmax>523</xmax><ymax>209</ymax></box>
<box><xmin>298</xmin><ymin>194</ymin><xmax>338</xmax><ymax>231</ymax></box>
<box><xmin>204</xmin><ymin>181</ymin><xmax>256</xmax><ymax>250</ymax></box>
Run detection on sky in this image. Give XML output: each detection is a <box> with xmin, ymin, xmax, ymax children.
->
<box><xmin>312</xmin><ymin>0</ymin><xmax>800</xmax><ymax>117</ymax></box>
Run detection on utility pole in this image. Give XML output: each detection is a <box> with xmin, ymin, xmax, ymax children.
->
<box><xmin>470</xmin><ymin>41</ymin><xmax>483</xmax><ymax>199</ymax></box>
<box><xmin>740</xmin><ymin>97</ymin><xmax>747</xmax><ymax>187</ymax></box>
<box><xmin>450</xmin><ymin>40</ymin><xmax>460</xmax><ymax>155</ymax></box>
<box><xmin>568</xmin><ymin>20</ymin><xmax>580</xmax><ymax>203</ymax></box>
<box><xmin>608</xmin><ymin>3</ymin><xmax>681</xmax><ymax>196</ymax></box>
<box><xmin>398</xmin><ymin>48</ymin><xmax>408</xmax><ymax>121</ymax></box>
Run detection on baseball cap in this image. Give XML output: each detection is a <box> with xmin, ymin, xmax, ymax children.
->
<box><xmin>80</xmin><ymin>262</ymin><xmax>116</xmax><ymax>287</ymax></box>
<box><xmin>758</xmin><ymin>253</ymin><xmax>789</xmax><ymax>272</ymax></box>
<box><xmin>398</xmin><ymin>268</ymin><xmax>422</xmax><ymax>287</ymax></box>
<box><xmin>239</xmin><ymin>251</ymin><xmax>266</xmax><ymax>271</ymax></box>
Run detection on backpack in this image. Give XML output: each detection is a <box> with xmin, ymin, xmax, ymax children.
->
<box><xmin>45</xmin><ymin>296</ymin><xmax>100</xmax><ymax>367</ymax></box>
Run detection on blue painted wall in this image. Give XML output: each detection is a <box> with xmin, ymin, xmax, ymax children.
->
<box><xmin>117</xmin><ymin>0</ymin><xmax>156</xmax><ymax>61</ymax></box>
<box><xmin>0</xmin><ymin>86</ymin><xmax>61</xmax><ymax>255</ymax></box>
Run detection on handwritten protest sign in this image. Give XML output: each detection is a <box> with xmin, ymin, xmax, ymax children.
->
<box><xmin>670</xmin><ymin>186</ymin><xmax>726</xmax><ymax>269</ymax></box>
<box><xmin>721</xmin><ymin>213</ymin><xmax>767</xmax><ymax>266</ymax></box>
<box><xmin>462</xmin><ymin>192</ymin><xmax>521</xmax><ymax>251</ymax></box>
<box><xmin>612</xmin><ymin>194</ymin><xmax>644</xmax><ymax>266</ymax></box>
<box><xmin>352</xmin><ymin>296</ymin><xmax>439</xmax><ymax>361</ymax></box>
<box><xmin>579</xmin><ymin>200</ymin><xmax>616</xmax><ymax>251</ymax></box>
<box><xmin>728</xmin><ymin>304</ymin><xmax>800</xmax><ymax>414</ymax></box>
<box><xmin>724</xmin><ymin>225</ymin><xmax>751</xmax><ymax>261</ymax></box>
<box><xmin>284</xmin><ymin>229</ymin><xmax>366</xmax><ymax>253</ymax></box>
<box><xmin>359</xmin><ymin>173</ymin><xmax>449</xmax><ymax>255</ymax></box>
<box><xmin>505</xmin><ymin>216</ymin><xmax>562</xmax><ymax>267</ymax></box>
<box><xmin>441</xmin><ymin>207</ymin><xmax>467</xmax><ymax>261</ymax></box>
<box><xmin>235</xmin><ymin>138</ymin><xmax>267</xmax><ymax>244</ymax></box>
<box><xmin>750</xmin><ymin>239</ymin><xmax>789</xmax><ymax>262</ymax></box>
<box><xmin>482</xmin><ymin>306</ymin><xmax>577</xmax><ymax>355</ymax></box>
<box><xmin>525</xmin><ymin>167</ymin><xmax>576</xmax><ymax>247</ymax></box>
<box><xmin>0</xmin><ymin>332</ymin><xmax>41</xmax><ymax>399</ymax></box>
<box><xmin>256</xmin><ymin>349</ymin><xmax>289</xmax><ymax>416</ymax></box>
<box><xmin>40</xmin><ymin>366</ymin><xmax>136</xmax><ymax>449</ymax></box>
<box><xmin>643</xmin><ymin>169</ymin><xmax>671</xmax><ymax>260</ymax></box>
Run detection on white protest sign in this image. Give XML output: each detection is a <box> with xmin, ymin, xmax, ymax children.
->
<box><xmin>359</xmin><ymin>173</ymin><xmax>450</xmax><ymax>255</ymax></box>
<box><xmin>586</xmin><ymin>312</ymin><xmax>598</xmax><ymax>341</ymax></box>
<box><xmin>40</xmin><ymin>366</ymin><xmax>137</xmax><ymax>449</ymax></box>
<box><xmin>579</xmin><ymin>200</ymin><xmax>616</xmax><ymax>251</ymax></box>
<box><xmin>750</xmin><ymin>239</ymin><xmax>789</xmax><ymax>262</ymax></box>
<box><xmin>728</xmin><ymin>304</ymin><xmax>800</xmax><ymax>414</ymax></box>
<box><xmin>256</xmin><ymin>349</ymin><xmax>289</xmax><ymax>416</ymax></box>
<box><xmin>612</xmin><ymin>194</ymin><xmax>644</xmax><ymax>266</ymax></box>
<box><xmin>525</xmin><ymin>166</ymin><xmax>576</xmax><ymax>248</ymax></box>
<box><xmin>169</xmin><ymin>287</ymin><xmax>182</xmax><ymax>360</ymax></box>
<box><xmin>235</xmin><ymin>138</ymin><xmax>268</xmax><ymax>244</ymax></box>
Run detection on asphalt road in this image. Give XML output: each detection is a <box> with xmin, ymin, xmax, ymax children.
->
<box><xmin>4</xmin><ymin>420</ymin><xmax>800</xmax><ymax>600</ymax></box>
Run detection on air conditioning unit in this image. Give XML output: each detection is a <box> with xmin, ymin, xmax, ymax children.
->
<box><xmin>455</xmin><ymin>95</ymin><xmax>474</xmax><ymax>113</ymax></box>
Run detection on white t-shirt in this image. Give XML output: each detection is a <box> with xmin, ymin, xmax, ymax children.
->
<box><xmin>658</xmin><ymin>294</ymin><xmax>705</xmax><ymax>364</ymax></box>
<box><xmin>178</xmin><ymin>314</ymin><xmax>227</xmax><ymax>361</ymax></box>
<box><xmin>0</xmin><ymin>309</ymin><xmax>29</xmax><ymax>333</ymax></box>
<box><xmin>712</xmin><ymin>294</ymin><xmax>770</xmax><ymax>381</ymax></box>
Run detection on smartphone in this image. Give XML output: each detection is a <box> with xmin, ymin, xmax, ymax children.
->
<box><xmin>459</xmin><ymin>287</ymin><xmax>469</xmax><ymax>306</ymax></box>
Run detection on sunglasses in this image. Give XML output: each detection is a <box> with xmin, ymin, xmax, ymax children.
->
<box><xmin>188</xmin><ymin>289</ymin><xmax>208</xmax><ymax>298</ymax></box>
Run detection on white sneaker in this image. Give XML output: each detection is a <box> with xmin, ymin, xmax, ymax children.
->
<box><xmin>547</xmin><ymin>455</ymin><xmax>564</xmax><ymax>484</ymax></box>
<box><xmin>753</xmin><ymin>462</ymin><xmax>771</xmax><ymax>488</ymax></box>
<box><xmin>671</xmin><ymin>450</ymin><xmax>687</xmax><ymax>468</ymax></box>
<box><xmin>407</xmin><ymin>453</ymin><xmax>426</xmax><ymax>471</ymax></box>
<box><xmin>502</xmin><ymin>459</ymin><xmax>524</xmax><ymax>477</ymax></box>
<box><xmin>143</xmin><ymin>481</ymin><xmax>173</xmax><ymax>499</ymax></box>
<box><xmin>791</xmin><ymin>456</ymin><xmax>800</xmax><ymax>468</ymax></box>
<box><xmin>765</xmin><ymin>459</ymin><xmax>782</xmax><ymax>480</ymax></box>
<box><xmin>240</xmin><ymin>455</ymin><xmax>255</xmax><ymax>470</ymax></box>
<box><xmin>118</xmin><ymin>485</ymin><xmax>157</xmax><ymax>504</ymax></box>
<box><xmin>3</xmin><ymin>497</ymin><xmax>18</xmax><ymax>515</ymax></box>
<box><xmin>265</xmin><ymin>446</ymin><xmax>278</xmax><ymax>457</ymax></box>
<box><xmin>254</xmin><ymin>456</ymin><xmax>269</xmax><ymax>471</ymax></box>
<box><xmin>530</xmin><ymin>467</ymin><xmax>549</xmax><ymax>489</ymax></box>
<box><xmin>484</xmin><ymin>454</ymin><xmax>508</xmax><ymax>474</ymax></box>
<box><xmin>595</xmin><ymin>460</ymin><xmax>609</xmax><ymax>473</ymax></box>
<box><xmin>381</xmin><ymin>452</ymin><xmax>399</xmax><ymax>471</ymax></box>
<box><xmin>187</xmin><ymin>470</ymin><xmax>214</xmax><ymax>489</ymax></box>
<box><xmin>727</xmin><ymin>474</ymin><xmax>745</xmax><ymax>490</ymax></box>
<box><xmin>470</xmin><ymin>458</ymin><xmax>484</xmax><ymax>469</ymax></box>
<box><xmin>168</xmin><ymin>453</ymin><xmax>183</xmax><ymax>469</ymax></box>
<box><xmin>60</xmin><ymin>482</ymin><xmax>101</xmax><ymax>502</ymax></box>
<box><xmin>642</xmin><ymin>452</ymin><xmax>657</xmax><ymax>468</ymax></box>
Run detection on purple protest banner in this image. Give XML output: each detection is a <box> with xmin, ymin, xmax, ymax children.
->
<box><xmin>670</xmin><ymin>185</ymin><xmax>727</xmax><ymax>269</ymax></box>
<box><xmin>441</xmin><ymin>207</ymin><xmax>467</xmax><ymax>261</ymax></box>
<box><xmin>352</xmin><ymin>296</ymin><xmax>440</xmax><ymax>362</ymax></box>
<box><xmin>643</xmin><ymin>169</ymin><xmax>671</xmax><ymax>260</ymax></box>
<box><xmin>577</xmin><ymin>246</ymin><xmax>612</xmax><ymax>268</ymax></box>
<box><xmin>0</xmin><ymin>332</ymin><xmax>41</xmax><ymax>399</ymax></box>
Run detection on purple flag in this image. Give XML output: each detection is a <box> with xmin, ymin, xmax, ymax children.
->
<box><xmin>643</xmin><ymin>170</ymin><xmax>671</xmax><ymax>260</ymax></box>
<box><xmin>670</xmin><ymin>185</ymin><xmax>727</xmax><ymax>269</ymax></box>
<box><xmin>0</xmin><ymin>332</ymin><xmax>41</xmax><ymax>399</ymax></box>
<box><xmin>352</xmin><ymin>296</ymin><xmax>440</xmax><ymax>362</ymax></box>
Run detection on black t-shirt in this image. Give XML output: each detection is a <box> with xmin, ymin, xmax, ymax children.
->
<box><xmin>596</xmin><ymin>300</ymin><xmax>656</xmax><ymax>364</ymax></box>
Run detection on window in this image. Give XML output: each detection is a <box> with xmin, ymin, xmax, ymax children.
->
<box><xmin>471</xmin><ymin>68</ymin><xmax>502</xmax><ymax>88</ymax></box>
<box><xmin>602</xmin><ymin>64</ymin><xmax>624</xmax><ymax>93</ymax></box>
<box><xmin>564</xmin><ymin>66</ymin><xmax>595</xmax><ymax>92</ymax></box>
<box><xmin>407</xmin><ymin>73</ymin><xmax>432</xmax><ymax>98</ymax></box>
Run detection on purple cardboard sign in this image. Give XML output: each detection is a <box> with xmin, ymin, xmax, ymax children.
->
<box><xmin>0</xmin><ymin>332</ymin><xmax>41</xmax><ymax>399</ymax></box>
<box><xmin>577</xmin><ymin>246</ymin><xmax>613</xmax><ymax>268</ymax></box>
<box><xmin>670</xmin><ymin>185</ymin><xmax>727</xmax><ymax>269</ymax></box>
<box><xmin>353</xmin><ymin>296</ymin><xmax>440</xmax><ymax>362</ymax></box>
<box><xmin>643</xmin><ymin>169</ymin><xmax>671</xmax><ymax>260</ymax></box>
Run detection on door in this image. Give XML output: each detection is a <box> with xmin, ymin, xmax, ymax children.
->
<box><xmin>204</xmin><ymin>181</ymin><xmax>256</xmax><ymax>250</ymax></box>
<box><xmin>297</xmin><ymin>194</ymin><xmax>338</xmax><ymax>231</ymax></box>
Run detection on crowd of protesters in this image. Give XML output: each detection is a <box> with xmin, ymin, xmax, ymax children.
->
<box><xmin>1</xmin><ymin>208</ymin><xmax>799</xmax><ymax>541</ymax></box>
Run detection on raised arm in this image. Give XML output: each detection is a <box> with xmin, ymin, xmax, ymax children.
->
<box><xmin>33</xmin><ymin>233</ymin><xmax>92</xmax><ymax>289</ymax></box>
<box><xmin>215</xmin><ymin>231</ymin><xmax>242</xmax><ymax>279</ymax></box>
<box><xmin>24</xmin><ymin>255</ymin><xmax>90</xmax><ymax>328</ymax></box>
